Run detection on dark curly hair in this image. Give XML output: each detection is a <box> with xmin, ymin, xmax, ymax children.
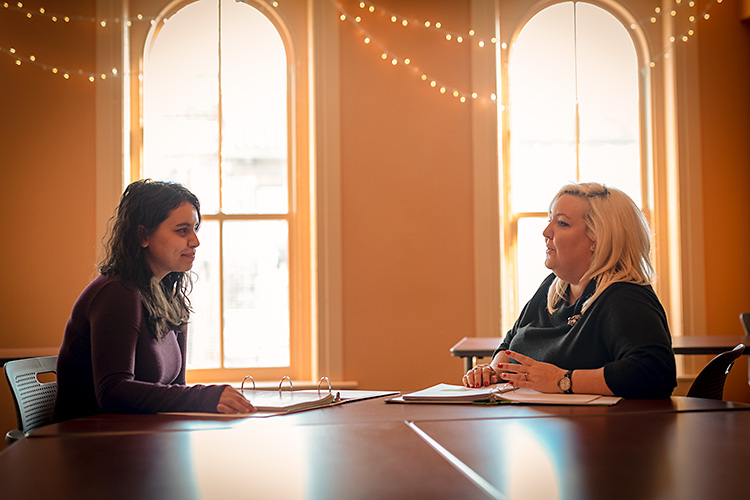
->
<box><xmin>99</xmin><ymin>179</ymin><xmax>201</xmax><ymax>339</ymax></box>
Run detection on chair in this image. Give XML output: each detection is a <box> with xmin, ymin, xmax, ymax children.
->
<box><xmin>741</xmin><ymin>313</ymin><xmax>750</xmax><ymax>387</ymax></box>
<box><xmin>686</xmin><ymin>344</ymin><xmax>745</xmax><ymax>400</ymax></box>
<box><xmin>3</xmin><ymin>356</ymin><xmax>58</xmax><ymax>445</ymax></box>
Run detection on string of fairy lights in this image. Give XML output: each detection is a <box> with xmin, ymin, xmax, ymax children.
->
<box><xmin>335</xmin><ymin>0</ymin><xmax>500</xmax><ymax>103</ymax></box>
<box><xmin>336</xmin><ymin>0</ymin><xmax>724</xmax><ymax>101</ymax></box>
<box><xmin>0</xmin><ymin>1</ymin><xmax>162</xmax><ymax>81</ymax></box>
<box><xmin>639</xmin><ymin>0</ymin><xmax>725</xmax><ymax>67</ymax></box>
<box><xmin>0</xmin><ymin>0</ymin><xmax>726</xmax><ymax>92</ymax></box>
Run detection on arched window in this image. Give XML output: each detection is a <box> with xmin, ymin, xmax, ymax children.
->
<box><xmin>137</xmin><ymin>0</ymin><xmax>311</xmax><ymax>381</ymax></box>
<box><xmin>502</xmin><ymin>1</ymin><xmax>647</xmax><ymax>322</ymax></box>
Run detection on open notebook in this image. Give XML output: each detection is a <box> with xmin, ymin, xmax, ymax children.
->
<box><xmin>392</xmin><ymin>383</ymin><xmax>621</xmax><ymax>406</ymax></box>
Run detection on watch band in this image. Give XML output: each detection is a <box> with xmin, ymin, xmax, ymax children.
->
<box><xmin>563</xmin><ymin>369</ymin><xmax>574</xmax><ymax>394</ymax></box>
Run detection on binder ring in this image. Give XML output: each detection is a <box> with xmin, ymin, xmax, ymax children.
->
<box><xmin>241</xmin><ymin>375</ymin><xmax>256</xmax><ymax>393</ymax></box>
<box><xmin>317</xmin><ymin>376</ymin><xmax>332</xmax><ymax>395</ymax></box>
<box><xmin>278</xmin><ymin>375</ymin><xmax>294</xmax><ymax>393</ymax></box>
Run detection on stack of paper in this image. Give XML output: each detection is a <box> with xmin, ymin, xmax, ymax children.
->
<box><xmin>400</xmin><ymin>383</ymin><xmax>511</xmax><ymax>403</ymax></box>
<box><xmin>395</xmin><ymin>383</ymin><xmax>621</xmax><ymax>406</ymax></box>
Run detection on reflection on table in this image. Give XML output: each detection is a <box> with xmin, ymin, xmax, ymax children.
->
<box><xmin>2</xmin><ymin>395</ymin><xmax>749</xmax><ymax>499</ymax></box>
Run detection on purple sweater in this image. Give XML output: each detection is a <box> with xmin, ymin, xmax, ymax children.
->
<box><xmin>54</xmin><ymin>275</ymin><xmax>226</xmax><ymax>422</ymax></box>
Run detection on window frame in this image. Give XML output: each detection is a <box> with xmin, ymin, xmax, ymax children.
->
<box><xmin>95</xmin><ymin>0</ymin><xmax>345</xmax><ymax>383</ymax></box>
<box><xmin>141</xmin><ymin>0</ymin><xmax>308</xmax><ymax>382</ymax></box>
<box><xmin>470</xmin><ymin>0</ymin><xmax>705</xmax><ymax>340</ymax></box>
<box><xmin>505</xmin><ymin>1</ymin><xmax>650</xmax><ymax>321</ymax></box>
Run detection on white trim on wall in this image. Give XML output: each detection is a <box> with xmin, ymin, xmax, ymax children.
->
<box><xmin>672</xmin><ymin>7</ymin><xmax>706</xmax><ymax>340</ymax></box>
<box><xmin>471</xmin><ymin>0</ymin><xmax>502</xmax><ymax>338</ymax></box>
<box><xmin>309</xmin><ymin>0</ymin><xmax>344</xmax><ymax>381</ymax></box>
<box><xmin>95</xmin><ymin>0</ymin><xmax>128</xmax><ymax>256</ymax></box>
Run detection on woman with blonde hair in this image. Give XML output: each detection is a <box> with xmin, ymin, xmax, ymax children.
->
<box><xmin>463</xmin><ymin>182</ymin><xmax>676</xmax><ymax>398</ymax></box>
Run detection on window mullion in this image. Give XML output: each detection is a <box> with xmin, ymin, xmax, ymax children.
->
<box><xmin>218</xmin><ymin>219</ymin><xmax>225</xmax><ymax>369</ymax></box>
<box><xmin>573</xmin><ymin>3</ymin><xmax>581</xmax><ymax>182</ymax></box>
<box><xmin>217</xmin><ymin>0</ymin><xmax>225</xmax><ymax>369</ymax></box>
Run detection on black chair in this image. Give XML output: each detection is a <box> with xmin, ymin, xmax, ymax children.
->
<box><xmin>3</xmin><ymin>356</ymin><xmax>58</xmax><ymax>445</ymax></box>
<box><xmin>741</xmin><ymin>313</ymin><xmax>750</xmax><ymax>387</ymax></box>
<box><xmin>686</xmin><ymin>344</ymin><xmax>745</xmax><ymax>400</ymax></box>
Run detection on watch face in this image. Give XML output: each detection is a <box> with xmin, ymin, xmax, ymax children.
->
<box><xmin>559</xmin><ymin>376</ymin><xmax>571</xmax><ymax>392</ymax></box>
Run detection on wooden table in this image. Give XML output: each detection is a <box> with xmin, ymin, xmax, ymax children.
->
<box><xmin>1</xmin><ymin>396</ymin><xmax>749</xmax><ymax>499</ymax></box>
<box><xmin>4</xmin><ymin>420</ymin><xmax>493</xmax><ymax>499</ymax></box>
<box><xmin>413</xmin><ymin>410</ymin><xmax>750</xmax><ymax>499</ymax></box>
<box><xmin>450</xmin><ymin>335</ymin><xmax>749</xmax><ymax>373</ymax></box>
<box><xmin>27</xmin><ymin>395</ymin><xmax>750</xmax><ymax>438</ymax></box>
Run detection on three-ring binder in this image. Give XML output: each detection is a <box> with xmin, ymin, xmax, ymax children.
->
<box><xmin>239</xmin><ymin>376</ymin><xmax>341</xmax><ymax>413</ymax></box>
<box><xmin>241</xmin><ymin>375</ymin><xmax>338</xmax><ymax>398</ymax></box>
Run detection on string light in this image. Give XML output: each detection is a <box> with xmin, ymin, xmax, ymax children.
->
<box><xmin>337</xmin><ymin>0</ymin><xmax>724</xmax><ymax>101</ymax></box>
<box><xmin>628</xmin><ymin>0</ymin><xmax>716</xmax><ymax>54</ymax></box>
<box><xmin>0</xmin><ymin>45</ymin><xmax>124</xmax><ymax>82</ymax></box>
<box><xmin>355</xmin><ymin>0</ymin><xmax>495</xmax><ymax>49</ymax></box>
<box><xmin>337</xmin><ymin>0</ymin><xmax>496</xmax><ymax>103</ymax></box>
<box><xmin>0</xmin><ymin>2</ymin><xmax>176</xmax><ymax>81</ymax></box>
<box><xmin>0</xmin><ymin>0</ymin><xmax>725</xmax><ymax>85</ymax></box>
<box><xmin>1</xmin><ymin>1</ymin><xmax>156</xmax><ymax>25</ymax></box>
<box><xmin>646</xmin><ymin>0</ymin><xmax>721</xmax><ymax>68</ymax></box>
<box><xmin>346</xmin><ymin>0</ymin><xmax>724</xmax><ymax>82</ymax></box>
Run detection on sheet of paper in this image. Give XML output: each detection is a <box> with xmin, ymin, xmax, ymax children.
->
<box><xmin>497</xmin><ymin>388</ymin><xmax>621</xmax><ymax>405</ymax></box>
<box><xmin>402</xmin><ymin>383</ymin><xmax>512</xmax><ymax>402</ymax></box>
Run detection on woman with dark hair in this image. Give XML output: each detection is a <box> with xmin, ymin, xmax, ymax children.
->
<box><xmin>54</xmin><ymin>179</ymin><xmax>255</xmax><ymax>422</ymax></box>
<box><xmin>463</xmin><ymin>182</ymin><xmax>676</xmax><ymax>399</ymax></box>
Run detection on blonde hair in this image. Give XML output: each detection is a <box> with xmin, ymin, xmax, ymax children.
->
<box><xmin>547</xmin><ymin>182</ymin><xmax>654</xmax><ymax>314</ymax></box>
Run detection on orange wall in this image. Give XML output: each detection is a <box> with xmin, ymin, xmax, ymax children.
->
<box><xmin>1</xmin><ymin>0</ymin><xmax>749</xmax><ymax>444</ymax></box>
<box><xmin>0</xmin><ymin>0</ymin><xmax>99</xmax><ymax>443</ymax></box>
<box><xmin>696</xmin><ymin>0</ymin><xmax>750</xmax><ymax>402</ymax></box>
<box><xmin>338</xmin><ymin>0</ymin><xmax>476</xmax><ymax>391</ymax></box>
<box><xmin>0</xmin><ymin>0</ymin><xmax>98</xmax><ymax>347</ymax></box>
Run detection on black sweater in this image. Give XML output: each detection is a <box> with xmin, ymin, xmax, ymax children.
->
<box><xmin>496</xmin><ymin>274</ymin><xmax>677</xmax><ymax>398</ymax></box>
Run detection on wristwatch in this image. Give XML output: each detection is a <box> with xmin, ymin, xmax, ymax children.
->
<box><xmin>558</xmin><ymin>369</ymin><xmax>574</xmax><ymax>394</ymax></box>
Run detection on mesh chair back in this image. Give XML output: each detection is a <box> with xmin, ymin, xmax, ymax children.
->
<box><xmin>4</xmin><ymin>356</ymin><xmax>58</xmax><ymax>435</ymax></box>
<box><xmin>686</xmin><ymin>344</ymin><xmax>745</xmax><ymax>400</ymax></box>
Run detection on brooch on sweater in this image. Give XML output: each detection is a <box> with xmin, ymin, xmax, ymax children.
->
<box><xmin>567</xmin><ymin>314</ymin><xmax>582</xmax><ymax>326</ymax></box>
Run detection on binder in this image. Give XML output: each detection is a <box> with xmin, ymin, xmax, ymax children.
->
<box><xmin>240</xmin><ymin>376</ymin><xmax>399</xmax><ymax>413</ymax></box>
<box><xmin>161</xmin><ymin>377</ymin><xmax>399</xmax><ymax>418</ymax></box>
<box><xmin>239</xmin><ymin>376</ymin><xmax>339</xmax><ymax>413</ymax></box>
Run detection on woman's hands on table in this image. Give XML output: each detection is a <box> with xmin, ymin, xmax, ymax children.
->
<box><xmin>463</xmin><ymin>350</ymin><xmax>566</xmax><ymax>393</ymax></box>
<box><xmin>217</xmin><ymin>386</ymin><xmax>257</xmax><ymax>414</ymax></box>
